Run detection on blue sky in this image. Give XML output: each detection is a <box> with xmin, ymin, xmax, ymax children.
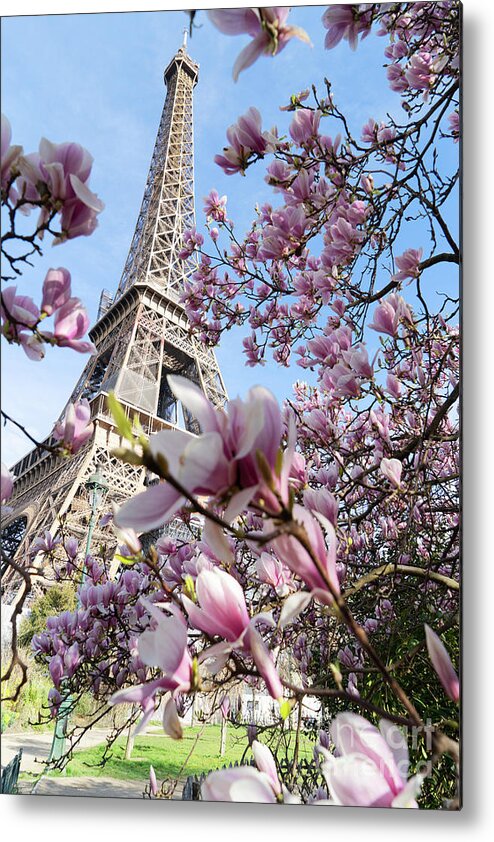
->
<box><xmin>1</xmin><ymin>5</ymin><xmax>441</xmax><ymax>465</ymax></box>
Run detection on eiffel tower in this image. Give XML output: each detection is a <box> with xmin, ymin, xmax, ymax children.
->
<box><xmin>2</xmin><ymin>34</ymin><xmax>227</xmax><ymax>596</ymax></box>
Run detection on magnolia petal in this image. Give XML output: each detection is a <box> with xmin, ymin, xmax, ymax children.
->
<box><xmin>182</xmin><ymin>593</ymin><xmax>235</xmax><ymax>642</ymax></box>
<box><xmin>391</xmin><ymin>774</ymin><xmax>423</xmax><ymax>808</ymax></box>
<box><xmin>252</xmin><ymin>741</ymin><xmax>281</xmax><ymax>795</ymax></box>
<box><xmin>149</xmin><ymin>765</ymin><xmax>158</xmax><ymax>796</ymax></box>
<box><xmin>198</xmin><ymin>640</ymin><xmax>233</xmax><ymax>675</ymax></box>
<box><xmin>114</xmin><ymin>482</ymin><xmax>183</xmax><ymax>532</ymax></box>
<box><xmin>148</xmin><ymin>427</ymin><xmax>192</xmax><ymax>477</ymax></box>
<box><xmin>202</xmin><ymin>518</ymin><xmax>234</xmax><ymax>565</ymax></box>
<box><xmin>138</xmin><ymin>611</ymin><xmax>188</xmax><ymax>675</ymax></box>
<box><xmin>202</xmin><ymin>766</ymin><xmax>275</xmax><ymax>803</ymax></box>
<box><xmin>162</xmin><ymin>695</ymin><xmax>183</xmax><ymax>740</ymax></box>
<box><xmin>109</xmin><ymin>677</ymin><xmax>167</xmax><ymax>708</ymax></box>
<box><xmin>330</xmin><ymin>712</ymin><xmax>403</xmax><ymax>794</ymax></box>
<box><xmin>69</xmin><ymin>173</ymin><xmax>105</xmax><ymax>212</ymax></box>
<box><xmin>229</xmin><ymin>774</ymin><xmax>277</xmax><ymax>803</ymax></box>
<box><xmin>379</xmin><ymin>719</ymin><xmax>409</xmax><ymax>783</ymax></box>
<box><xmin>234</xmin><ymin>396</ymin><xmax>265</xmax><ymax>459</ymax></box>
<box><xmin>180</xmin><ymin>431</ymin><xmax>229</xmax><ymax>492</ymax></box>
<box><xmin>247</xmin><ymin>626</ymin><xmax>283</xmax><ymax>700</ymax></box>
<box><xmin>224</xmin><ymin>486</ymin><xmax>258</xmax><ymax>521</ymax></box>
<box><xmin>250</xmin><ymin>611</ymin><xmax>276</xmax><ymax>629</ymax></box>
<box><xmin>133</xmin><ymin>701</ymin><xmax>157</xmax><ymax>737</ymax></box>
<box><xmin>425</xmin><ymin>624</ymin><xmax>459</xmax><ymax>703</ymax></box>
<box><xmin>207</xmin><ymin>8</ymin><xmax>260</xmax><ymax>37</ymax></box>
<box><xmin>286</xmin><ymin>25</ymin><xmax>312</xmax><ymax>46</ymax></box>
<box><xmin>233</xmin><ymin>35</ymin><xmax>267</xmax><ymax>82</ymax></box>
<box><xmin>279</xmin><ymin>590</ymin><xmax>312</xmax><ymax>629</ymax></box>
<box><xmin>167</xmin><ymin>374</ymin><xmax>220</xmax><ymax>434</ymax></box>
<box><xmin>62</xmin><ymin>402</ymin><xmax>76</xmax><ymax>445</ymax></box>
<box><xmin>322</xmin><ymin>754</ymin><xmax>392</xmax><ymax>808</ymax></box>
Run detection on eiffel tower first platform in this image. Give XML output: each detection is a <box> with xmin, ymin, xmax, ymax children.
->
<box><xmin>2</xmin><ymin>36</ymin><xmax>227</xmax><ymax>595</ymax></box>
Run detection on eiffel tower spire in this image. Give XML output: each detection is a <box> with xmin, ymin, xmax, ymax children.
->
<box><xmin>113</xmin><ymin>40</ymin><xmax>198</xmax><ymax>302</ymax></box>
<box><xmin>2</xmin><ymin>41</ymin><xmax>228</xmax><ymax>590</ymax></box>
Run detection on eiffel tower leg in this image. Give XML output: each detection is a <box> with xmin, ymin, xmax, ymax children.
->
<box><xmin>1</xmin><ymin>419</ymin><xmax>147</xmax><ymax>602</ymax></box>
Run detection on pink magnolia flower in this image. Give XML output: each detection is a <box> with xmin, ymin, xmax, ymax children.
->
<box><xmin>203</xmin><ymin>189</ymin><xmax>227</xmax><ymax>223</ymax></box>
<box><xmin>110</xmin><ymin>601</ymin><xmax>193</xmax><ymax>735</ymax></box>
<box><xmin>252</xmin><ymin>740</ymin><xmax>281</xmax><ymax>797</ymax></box>
<box><xmin>256</xmin><ymin>552</ymin><xmax>294</xmax><ymax>596</ymax></box>
<box><xmin>369</xmin><ymin>294</ymin><xmax>405</xmax><ymax>337</ymax></box>
<box><xmin>58</xmin><ymin>181</ymin><xmax>104</xmax><ymax>241</ymax></box>
<box><xmin>184</xmin><ymin>567</ymin><xmax>283</xmax><ymax>701</ymax></box>
<box><xmin>49</xmin><ymin>654</ymin><xmax>64</xmax><ymax>689</ymax></box>
<box><xmin>179</xmin><ymin>226</ymin><xmax>204</xmax><ymax>258</ymax></box>
<box><xmin>259</xmin><ymin>205</ymin><xmax>308</xmax><ymax>260</ymax></box>
<box><xmin>322</xmin><ymin>4</ymin><xmax>373</xmax><ymax>51</ymax></box>
<box><xmin>64</xmin><ymin>536</ymin><xmax>78</xmax><ymax>560</ymax></box>
<box><xmin>244</xmin><ymin>625</ymin><xmax>283</xmax><ymax>701</ymax></box>
<box><xmin>404</xmin><ymin>52</ymin><xmax>436</xmax><ymax>91</ymax></box>
<box><xmin>202</xmin><ymin>764</ymin><xmax>278</xmax><ymax>803</ymax></box>
<box><xmin>115</xmin><ymin>375</ymin><xmax>292</xmax><ymax>533</ymax></box>
<box><xmin>16</xmin><ymin>137</ymin><xmax>104</xmax><ymax>240</ymax></box>
<box><xmin>18</xmin><ymin>332</ymin><xmax>46</xmax><ymax>361</ymax></box>
<box><xmin>1</xmin><ymin>461</ymin><xmax>14</xmax><ymax>503</ymax></box>
<box><xmin>208</xmin><ymin>8</ymin><xmax>310</xmax><ymax>82</ymax></box>
<box><xmin>52</xmin><ymin>399</ymin><xmax>94</xmax><ymax>454</ymax></box>
<box><xmin>386</xmin><ymin>63</ymin><xmax>409</xmax><ymax>93</ymax></box>
<box><xmin>322</xmin><ymin>362</ymin><xmax>360</xmax><ymax>398</ymax></box>
<box><xmin>270</xmin><ymin>504</ymin><xmax>340</xmax><ymax>601</ymax></box>
<box><xmin>29</xmin><ymin>530</ymin><xmax>61</xmax><ymax>556</ymax></box>
<box><xmin>380</xmin><ymin>457</ymin><xmax>403</xmax><ymax>489</ymax></box>
<box><xmin>448</xmin><ymin>111</ymin><xmax>460</xmax><ymax>142</ymax></box>
<box><xmin>425</xmin><ymin>624</ymin><xmax>459</xmax><ymax>703</ymax></box>
<box><xmin>202</xmin><ymin>739</ymin><xmax>299</xmax><ymax>803</ymax></box>
<box><xmin>40</xmin><ymin>267</ymin><xmax>72</xmax><ymax>316</ymax></box>
<box><xmin>0</xmin><ymin>286</ymin><xmax>47</xmax><ymax>359</ymax></box>
<box><xmin>393</xmin><ymin>248</ymin><xmax>423</xmax><ymax>282</ymax></box>
<box><xmin>341</xmin><ymin>343</ymin><xmax>373</xmax><ymax>379</ymax></box>
<box><xmin>1</xmin><ymin>113</ymin><xmax>22</xmax><ymax>195</ymax></box>
<box><xmin>53</xmin><ymin>297</ymin><xmax>96</xmax><ymax>353</ymax></box>
<box><xmin>320</xmin><ymin>712</ymin><xmax>423</xmax><ymax>807</ymax></box>
<box><xmin>386</xmin><ymin>372</ymin><xmax>402</xmax><ymax>399</ymax></box>
<box><xmin>1</xmin><ymin>286</ymin><xmax>40</xmax><ymax>331</ymax></box>
<box><xmin>215</xmin><ymin>107</ymin><xmax>270</xmax><ymax>176</ymax></box>
<box><xmin>303</xmin><ymin>487</ymin><xmax>338</xmax><ymax>527</ymax></box>
<box><xmin>183</xmin><ymin>567</ymin><xmax>250</xmax><ymax>643</ymax></box>
<box><xmin>63</xmin><ymin>641</ymin><xmax>81</xmax><ymax>677</ymax></box>
<box><xmin>162</xmin><ymin>693</ymin><xmax>185</xmax><ymax>740</ymax></box>
<box><xmin>361</xmin><ymin>118</ymin><xmax>378</xmax><ymax>145</ymax></box>
<box><xmin>289</xmin><ymin>110</ymin><xmax>321</xmax><ymax>146</ymax></box>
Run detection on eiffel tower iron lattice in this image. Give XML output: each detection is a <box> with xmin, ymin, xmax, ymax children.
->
<box><xmin>1</xmin><ymin>38</ymin><xmax>228</xmax><ymax>599</ymax></box>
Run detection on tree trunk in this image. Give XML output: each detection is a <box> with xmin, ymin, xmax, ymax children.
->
<box><xmin>220</xmin><ymin>716</ymin><xmax>227</xmax><ymax>756</ymax></box>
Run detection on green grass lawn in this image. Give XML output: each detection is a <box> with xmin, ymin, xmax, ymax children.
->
<box><xmin>52</xmin><ymin>726</ymin><xmax>248</xmax><ymax>781</ymax></box>
<box><xmin>48</xmin><ymin>725</ymin><xmax>313</xmax><ymax>783</ymax></box>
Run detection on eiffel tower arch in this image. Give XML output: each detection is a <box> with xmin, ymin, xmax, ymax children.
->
<box><xmin>2</xmin><ymin>37</ymin><xmax>227</xmax><ymax>599</ymax></box>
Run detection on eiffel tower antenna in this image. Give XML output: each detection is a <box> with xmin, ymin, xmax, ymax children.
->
<box><xmin>2</xmin><ymin>40</ymin><xmax>228</xmax><ymax>598</ymax></box>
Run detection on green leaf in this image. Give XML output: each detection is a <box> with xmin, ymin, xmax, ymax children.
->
<box><xmin>107</xmin><ymin>392</ymin><xmax>134</xmax><ymax>442</ymax></box>
<box><xmin>114</xmin><ymin>553</ymin><xmax>137</xmax><ymax>566</ymax></box>
<box><xmin>279</xmin><ymin>699</ymin><xmax>294</xmax><ymax>721</ymax></box>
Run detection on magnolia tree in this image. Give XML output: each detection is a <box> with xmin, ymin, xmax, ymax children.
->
<box><xmin>1</xmin><ymin>114</ymin><xmax>102</xmax><ymax>690</ymax></box>
<box><xmin>1</xmin><ymin>4</ymin><xmax>460</xmax><ymax>810</ymax></box>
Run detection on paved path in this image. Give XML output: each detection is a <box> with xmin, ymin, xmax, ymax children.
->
<box><xmin>1</xmin><ymin>728</ymin><xmax>109</xmax><ymax>775</ymax></box>
<box><xmin>17</xmin><ymin>776</ymin><xmax>151</xmax><ymax>798</ymax></box>
<box><xmin>2</xmin><ymin>727</ymin><xmax>185</xmax><ymax>799</ymax></box>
